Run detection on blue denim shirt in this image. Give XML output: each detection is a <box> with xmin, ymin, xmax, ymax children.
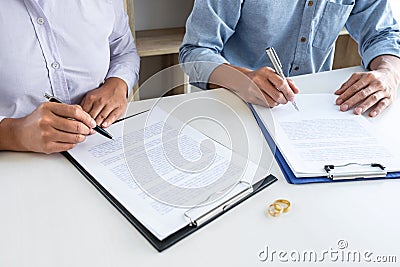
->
<box><xmin>179</xmin><ymin>0</ymin><xmax>400</xmax><ymax>86</ymax></box>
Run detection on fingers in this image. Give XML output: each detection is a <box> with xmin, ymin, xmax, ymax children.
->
<box><xmin>287</xmin><ymin>79</ymin><xmax>300</xmax><ymax>94</ymax></box>
<box><xmin>40</xmin><ymin>104</ymin><xmax>91</xmax><ymax>144</ymax></box>
<box><xmin>80</xmin><ymin>81</ymin><xmax>128</xmax><ymax>126</ymax></box>
<box><xmin>80</xmin><ymin>96</ymin><xmax>93</xmax><ymax>117</ymax></box>
<box><xmin>39</xmin><ymin>125</ymin><xmax>87</xmax><ymax>146</ymax></box>
<box><xmin>248</xmin><ymin>67</ymin><xmax>298</xmax><ymax>106</ymax></box>
<box><xmin>41</xmin><ymin>142</ymin><xmax>77</xmax><ymax>154</ymax></box>
<box><xmin>250</xmin><ymin>74</ymin><xmax>287</xmax><ymax>105</ymax></box>
<box><xmin>265</xmin><ymin>68</ymin><xmax>296</xmax><ymax>102</ymax></box>
<box><xmin>47</xmin><ymin>128</ymin><xmax>87</xmax><ymax>144</ymax></box>
<box><xmin>94</xmin><ymin>105</ymin><xmax>115</xmax><ymax>127</ymax></box>
<box><xmin>335</xmin><ymin>71</ymin><xmax>395</xmax><ymax>117</ymax></box>
<box><xmin>248</xmin><ymin>86</ymin><xmax>279</xmax><ymax>108</ymax></box>
<box><xmin>16</xmin><ymin>103</ymin><xmax>90</xmax><ymax>153</ymax></box>
<box><xmin>369</xmin><ymin>98</ymin><xmax>392</xmax><ymax>117</ymax></box>
<box><xmin>336</xmin><ymin>78</ymin><xmax>368</xmax><ymax>106</ymax></box>
<box><xmin>101</xmin><ymin>108</ymin><xmax>124</xmax><ymax>128</ymax></box>
<box><xmin>335</xmin><ymin>73</ymin><xmax>359</xmax><ymax>95</ymax></box>
<box><xmin>93</xmin><ymin>101</ymin><xmax>127</xmax><ymax>127</ymax></box>
<box><xmin>49</xmin><ymin>112</ymin><xmax>92</xmax><ymax>135</ymax></box>
<box><xmin>352</xmin><ymin>92</ymin><xmax>391</xmax><ymax>116</ymax></box>
<box><xmin>80</xmin><ymin>93</ymin><xmax>107</xmax><ymax>124</ymax></box>
<box><xmin>50</xmin><ymin>103</ymin><xmax>96</xmax><ymax>129</ymax></box>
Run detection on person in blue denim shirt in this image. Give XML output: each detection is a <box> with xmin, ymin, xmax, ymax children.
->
<box><xmin>179</xmin><ymin>0</ymin><xmax>400</xmax><ymax>117</ymax></box>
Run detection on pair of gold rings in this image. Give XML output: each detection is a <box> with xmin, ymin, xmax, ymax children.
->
<box><xmin>268</xmin><ymin>199</ymin><xmax>291</xmax><ymax>217</ymax></box>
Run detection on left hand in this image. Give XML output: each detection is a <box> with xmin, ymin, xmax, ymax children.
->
<box><xmin>335</xmin><ymin>56</ymin><xmax>400</xmax><ymax>117</ymax></box>
<box><xmin>81</xmin><ymin>77</ymin><xmax>128</xmax><ymax>127</ymax></box>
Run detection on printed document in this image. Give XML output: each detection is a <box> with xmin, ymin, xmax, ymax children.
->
<box><xmin>253</xmin><ymin>94</ymin><xmax>400</xmax><ymax>177</ymax></box>
<box><xmin>68</xmin><ymin>107</ymin><xmax>260</xmax><ymax>240</ymax></box>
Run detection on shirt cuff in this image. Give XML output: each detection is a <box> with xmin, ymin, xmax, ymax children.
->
<box><xmin>361</xmin><ymin>42</ymin><xmax>400</xmax><ymax>69</ymax></box>
<box><xmin>106</xmin><ymin>64</ymin><xmax>139</xmax><ymax>97</ymax></box>
<box><xmin>106</xmin><ymin>49</ymin><xmax>140</xmax><ymax>97</ymax></box>
<box><xmin>181</xmin><ymin>60</ymin><xmax>228</xmax><ymax>90</ymax></box>
<box><xmin>0</xmin><ymin>116</ymin><xmax>6</xmax><ymax>124</ymax></box>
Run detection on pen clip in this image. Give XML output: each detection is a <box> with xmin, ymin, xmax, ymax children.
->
<box><xmin>271</xmin><ymin>47</ymin><xmax>282</xmax><ymax>68</ymax></box>
<box><xmin>44</xmin><ymin>93</ymin><xmax>63</xmax><ymax>103</ymax></box>
<box><xmin>266</xmin><ymin>47</ymin><xmax>284</xmax><ymax>78</ymax></box>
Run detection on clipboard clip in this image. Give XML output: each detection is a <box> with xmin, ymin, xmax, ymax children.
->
<box><xmin>184</xmin><ymin>181</ymin><xmax>253</xmax><ymax>227</ymax></box>
<box><xmin>324</xmin><ymin>163</ymin><xmax>387</xmax><ymax>180</ymax></box>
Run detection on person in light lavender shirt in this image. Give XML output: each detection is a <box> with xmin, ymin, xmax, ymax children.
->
<box><xmin>0</xmin><ymin>0</ymin><xmax>140</xmax><ymax>154</ymax></box>
<box><xmin>180</xmin><ymin>0</ymin><xmax>400</xmax><ymax>117</ymax></box>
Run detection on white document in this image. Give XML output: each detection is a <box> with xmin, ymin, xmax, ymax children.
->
<box><xmin>68</xmin><ymin>107</ymin><xmax>260</xmax><ymax>240</ymax></box>
<box><xmin>253</xmin><ymin>94</ymin><xmax>400</xmax><ymax>177</ymax></box>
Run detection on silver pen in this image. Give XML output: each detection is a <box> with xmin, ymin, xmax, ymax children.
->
<box><xmin>266</xmin><ymin>47</ymin><xmax>299</xmax><ymax>111</ymax></box>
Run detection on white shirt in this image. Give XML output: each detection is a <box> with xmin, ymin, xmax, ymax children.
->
<box><xmin>0</xmin><ymin>0</ymin><xmax>140</xmax><ymax>118</ymax></box>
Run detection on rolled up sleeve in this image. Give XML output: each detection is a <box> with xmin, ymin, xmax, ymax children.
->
<box><xmin>106</xmin><ymin>0</ymin><xmax>140</xmax><ymax>95</ymax></box>
<box><xmin>346</xmin><ymin>0</ymin><xmax>400</xmax><ymax>69</ymax></box>
<box><xmin>179</xmin><ymin>0</ymin><xmax>242</xmax><ymax>88</ymax></box>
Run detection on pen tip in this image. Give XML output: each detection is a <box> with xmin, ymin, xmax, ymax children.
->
<box><xmin>292</xmin><ymin>101</ymin><xmax>300</xmax><ymax>111</ymax></box>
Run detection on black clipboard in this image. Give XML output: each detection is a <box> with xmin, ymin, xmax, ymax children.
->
<box><xmin>62</xmin><ymin>150</ymin><xmax>277</xmax><ymax>251</ymax></box>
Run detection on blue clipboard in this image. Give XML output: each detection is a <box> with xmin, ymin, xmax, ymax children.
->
<box><xmin>248</xmin><ymin>104</ymin><xmax>400</xmax><ymax>184</ymax></box>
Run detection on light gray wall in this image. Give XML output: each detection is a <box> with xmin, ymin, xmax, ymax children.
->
<box><xmin>389</xmin><ymin>0</ymin><xmax>400</xmax><ymax>21</ymax></box>
<box><xmin>134</xmin><ymin>0</ymin><xmax>194</xmax><ymax>31</ymax></box>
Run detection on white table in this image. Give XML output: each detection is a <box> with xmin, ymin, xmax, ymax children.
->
<box><xmin>1</xmin><ymin>67</ymin><xmax>400</xmax><ymax>267</ymax></box>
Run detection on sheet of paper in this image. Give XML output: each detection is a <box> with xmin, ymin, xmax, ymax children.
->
<box><xmin>253</xmin><ymin>94</ymin><xmax>400</xmax><ymax>177</ymax></box>
<box><xmin>68</xmin><ymin>107</ymin><xmax>260</xmax><ymax>240</ymax></box>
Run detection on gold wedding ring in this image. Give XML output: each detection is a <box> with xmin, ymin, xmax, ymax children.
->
<box><xmin>274</xmin><ymin>199</ymin><xmax>291</xmax><ymax>213</ymax></box>
<box><xmin>267</xmin><ymin>199</ymin><xmax>291</xmax><ymax>217</ymax></box>
<box><xmin>268</xmin><ymin>203</ymin><xmax>283</xmax><ymax>217</ymax></box>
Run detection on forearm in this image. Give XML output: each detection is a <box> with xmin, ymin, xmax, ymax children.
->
<box><xmin>370</xmin><ymin>55</ymin><xmax>400</xmax><ymax>88</ymax></box>
<box><xmin>208</xmin><ymin>64</ymin><xmax>252</xmax><ymax>90</ymax></box>
<box><xmin>370</xmin><ymin>55</ymin><xmax>400</xmax><ymax>73</ymax></box>
<box><xmin>0</xmin><ymin>118</ymin><xmax>23</xmax><ymax>151</ymax></box>
<box><xmin>103</xmin><ymin>77</ymin><xmax>128</xmax><ymax>97</ymax></box>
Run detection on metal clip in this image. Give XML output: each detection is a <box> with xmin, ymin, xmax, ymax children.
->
<box><xmin>324</xmin><ymin>163</ymin><xmax>386</xmax><ymax>180</ymax></box>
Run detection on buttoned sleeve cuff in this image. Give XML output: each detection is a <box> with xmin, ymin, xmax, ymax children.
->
<box><xmin>361</xmin><ymin>42</ymin><xmax>400</xmax><ymax>69</ymax></box>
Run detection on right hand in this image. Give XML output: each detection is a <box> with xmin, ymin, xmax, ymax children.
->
<box><xmin>209</xmin><ymin>64</ymin><xmax>299</xmax><ymax>107</ymax></box>
<box><xmin>8</xmin><ymin>102</ymin><xmax>96</xmax><ymax>154</ymax></box>
<box><xmin>236</xmin><ymin>66</ymin><xmax>299</xmax><ymax>107</ymax></box>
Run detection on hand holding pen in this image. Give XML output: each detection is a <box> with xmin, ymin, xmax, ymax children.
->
<box><xmin>266</xmin><ymin>47</ymin><xmax>300</xmax><ymax>111</ymax></box>
<box><xmin>2</xmin><ymin>97</ymin><xmax>98</xmax><ymax>154</ymax></box>
<box><xmin>45</xmin><ymin>94</ymin><xmax>113</xmax><ymax>139</ymax></box>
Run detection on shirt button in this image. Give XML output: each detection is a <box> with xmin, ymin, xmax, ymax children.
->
<box><xmin>51</xmin><ymin>62</ymin><xmax>60</xmax><ymax>69</ymax></box>
<box><xmin>37</xmin><ymin>17</ymin><xmax>45</xmax><ymax>25</ymax></box>
<box><xmin>294</xmin><ymin>66</ymin><xmax>300</xmax><ymax>71</ymax></box>
<box><xmin>301</xmin><ymin>37</ymin><xmax>307</xmax><ymax>43</ymax></box>
<box><xmin>308</xmin><ymin>1</ymin><xmax>314</xmax><ymax>6</ymax></box>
